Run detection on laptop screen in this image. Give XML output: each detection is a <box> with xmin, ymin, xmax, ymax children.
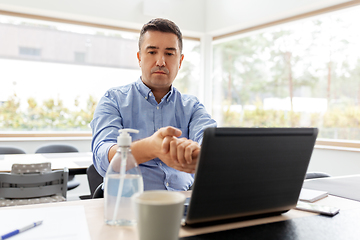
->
<box><xmin>185</xmin><ymin>127</ymin><xmax>318</xmax><ymax>226</ymax></box>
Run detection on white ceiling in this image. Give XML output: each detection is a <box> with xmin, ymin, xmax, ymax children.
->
<box><xmin>0</xmin><ymin>0</ymin><xmax>354</xmax><ymax>37</ymax></box>
<box><xmin>205</xmin><ymin>0</ymin><xmax>353</xmax><ymax>36</ymax></box>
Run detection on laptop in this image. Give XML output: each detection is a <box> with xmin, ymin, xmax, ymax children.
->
<box><xmin>182</xmin><ymin>127</ymin><xmax>318</xmax><ymax>226</ymax></box>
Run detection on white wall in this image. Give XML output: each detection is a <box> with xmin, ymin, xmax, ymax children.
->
<box><xmin>309</xmin><ymin>148</ymin><xmax>360</xmax><ymax>177</ymax></box>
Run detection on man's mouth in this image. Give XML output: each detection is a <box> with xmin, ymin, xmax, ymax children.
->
<box><xmin>151</xmin><ymin>67</ymin><xmax>169</xmax><ymax>75</ymax></box>
<box><xmin>154</xmin><ymin>71</ymin><xmax>166</xmax><ymax>74</ymax></box>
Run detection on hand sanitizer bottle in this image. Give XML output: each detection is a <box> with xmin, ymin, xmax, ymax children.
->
<box><xmin>104</xmin><ymin>128</ymin><xmax>144</xmax><ymax>226</ymax></box>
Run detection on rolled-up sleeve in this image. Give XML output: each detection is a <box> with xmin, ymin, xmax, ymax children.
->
<box><xmin>90</xmin><ymin>90</ymin><xmax>123</xmax><ymax>176</ymax></box>
<box><xmin>189</xmin><ymin>101</ymin><xmax>217</xmax><ymax>145</ymax></box>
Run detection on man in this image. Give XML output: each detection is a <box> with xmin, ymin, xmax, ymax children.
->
<box><xmin>91</xmin><ymin>18</ymin><xmax>216</xmax><ymax>191</ymax></box>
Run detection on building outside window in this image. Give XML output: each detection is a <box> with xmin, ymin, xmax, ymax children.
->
<box><xmin>74</xmin><ymin>52</ymin><xmax>86</xmax><ymax>63</ymax></box>
<box><xmin>19</xmin><ymin>47</ymin><xmax>41</xmax><ymax>57</ymax></box>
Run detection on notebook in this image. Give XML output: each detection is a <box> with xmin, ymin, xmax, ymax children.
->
<box><xmin>183</xmin><ymin>127</ymin><xmax>318</xmax><ymax>226</ymax></box>
<box><xmin>299</xmin><ymin>188</ymin><xmax>328</xmax><ymax>202</ymax></box>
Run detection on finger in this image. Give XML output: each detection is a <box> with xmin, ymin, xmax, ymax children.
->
<box><xmin>169</xmin><ymin>138</ymin><xmax>187</xmax><ymax>164</ymax></box>
<box><xmin>184</xmin><ymin>142</ymin><xmax>200</xmax><ymax>164</ymax></box>
<box><xmin>177</xmin><ymin>141</ymin><xmax>192</xmax><ymax>166</ymax></box>
<box><xmin>161</xmin><ymin>136</ymin><xmax>173</xmax><ymax>153</ymax></box>
<box><xmin>169</xmin><ymin>139</ymin><xmax>178</xmax><ymax>162</ymax></box>
<box><xmin>159</xmin><ymin>126</ymin><xmax>182</xmax><ymax>138</ymax></box>
<box><xmin>192</xmin><ymin>148</ymin><xmax>201</xmax><ymax>160</ymax></box>
<box><xmin>184</xmin><ymin>147</ymin><xmax>192</xmax><ymax>164</ymax></box>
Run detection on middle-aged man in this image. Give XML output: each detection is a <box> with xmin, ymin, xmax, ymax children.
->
<box><xmin>91</xmin><ymin>18</ymin><xmax>216</xmax><ymax>191</ymax></box>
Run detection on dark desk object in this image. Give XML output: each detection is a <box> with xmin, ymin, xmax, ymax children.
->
<box><xmin>303</xmin><ymin>175</ymin><xmax>360</xmax><ymax>202</ymax></box>
<box><xmin>181</xmin><ymin>208</ymin><xmax>360</xmax><ymax>240</ymax></box>
<box><xmin>305</xmin><ymin>172</ymin><xmax>330</xmax><ymax>179</ymax></box>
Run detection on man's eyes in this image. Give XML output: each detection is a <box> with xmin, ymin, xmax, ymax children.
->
<box><xmin>147</xmin><ymin>51</ymin><xmax>175</xmax><ymax>56</ymax></box>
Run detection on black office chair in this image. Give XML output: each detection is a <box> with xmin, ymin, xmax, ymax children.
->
<box><xmin>0</xmin><ymin>146</ymin><xmax>26</xmax><ymax>154</ymax></box>
<box><xmin>36</xmin><ymin>144</ymin><xmax>78</xmax><ymax>154</ymax></box>
<box><xmin>35</xmin><ymin>144</ymin><xmax>80</xmax><ymax>191</ymax></box>
<box><xmin>86</xmin><ymin>164</ymin><xmax>103</xmax><ymax>198</ymax></box>
<box><xmin>93</xmin><ymin>183</ymin><xmax>104</xmax><ymax>199</ymax></box>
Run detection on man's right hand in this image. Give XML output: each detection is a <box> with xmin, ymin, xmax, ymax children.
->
<box><xmin>130</xmin><ymin>126</ymin><xmax>199</xmax><ymax>173</ymax></box>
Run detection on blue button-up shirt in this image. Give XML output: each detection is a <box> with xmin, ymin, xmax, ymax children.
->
<box><xmin>90</xmin><ymin>78</ymin><xmax>217</xmax><ymax>191</ymax></box>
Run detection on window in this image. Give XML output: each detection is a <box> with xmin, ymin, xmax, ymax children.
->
<box><xmin>74</xmin><ymin>52</ymin><xmax>86</xmax><ymax>63</ymax></box>
<box><xmin>212</xmin><ymin>6</ymin><xmax>360</xmax><ymax>141</ymax></box>
<box><xmin>0</xmin><ymin>14</ymin><xmax>200</xmax><ymax>133</ymax></box>
<box><xmin>19</xmin><ymin>47</ymin><xmax>41</xmax><ymax>57</ymax></box>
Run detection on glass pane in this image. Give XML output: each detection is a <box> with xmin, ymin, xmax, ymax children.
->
<box><xmin>212</xmin><ymin>6</ymin><xmax>360</xmax><ymax>141</ymax></box>
<box><xmin>0</xmin><ymin>15</ymin><xmax>200</xmax><ymax>132</ymax></box>
<box><xmin>173</xmin><ymin>40</ymin><xmax>200</xmax><ymax>96</ymax></box>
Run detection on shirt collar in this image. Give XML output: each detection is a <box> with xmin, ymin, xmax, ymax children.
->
<box><xmin>136</xmin><ymin>77</ymin><xmax>176</xmax><ymax>103</ymax></box>
<box><xmin>136</xmin><ymin>77</ymin><xmax>152</xmax><ymax>98</ymax></box>
<box><xmin>165</xmin><ymin>85</ymin><xmax>175</xmax><ymax>102</ymax></box>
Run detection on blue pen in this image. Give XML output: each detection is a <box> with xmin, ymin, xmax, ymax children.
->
<box><xmin>1</xmin><ymin>221</ymin><xmax>43</xmax><ymax>240</ymax></box>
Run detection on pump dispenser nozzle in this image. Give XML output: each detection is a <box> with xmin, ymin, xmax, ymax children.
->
<box><xmin>117</xmin><ymin>129</ymin><xmax>139</xmax><ymax>146</ymax></box>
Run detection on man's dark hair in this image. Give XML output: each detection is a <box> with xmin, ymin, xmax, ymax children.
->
<box><xmin>139</xmin><ymin>18</ymin><xmax>183</xmax><ymax>53</ymax></box>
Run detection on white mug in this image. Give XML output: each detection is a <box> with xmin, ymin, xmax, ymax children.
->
<box><xmin>132</xmin><ymin>190</ymin><xmax>186</xmax><ymax>240</ymax></box>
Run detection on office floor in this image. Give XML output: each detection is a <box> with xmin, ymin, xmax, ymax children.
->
<box><xmin>67</xmin><ymin>174</ymin><xmax>92</xmax><ymax>201</ymax></box>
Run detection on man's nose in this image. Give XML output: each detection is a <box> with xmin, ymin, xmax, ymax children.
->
<box><xmin>156</xmin><ymin>54</ymin><xmax>165</xmax><ymax>67</ymax></box>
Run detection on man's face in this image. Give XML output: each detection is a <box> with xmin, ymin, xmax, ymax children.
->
<box><xmin>137</xmin><ymin>31</ymin><xmax>184</xmax><ymax>92</ymax></box>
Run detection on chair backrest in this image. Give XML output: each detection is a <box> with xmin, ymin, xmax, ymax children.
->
<box><xmin>87</xmin><ymin>164</ymin><xmax>103</xmax><ymax>197</ymax></box>
<box><xmin>35</xmin><ymin>144</ymin><xmax>79</xmax><ymax>153</ymax></box>
<box><xmin>11</xmin><ymin>162</ymin><xmax>52</xmax><ymax>174</ymax></box>
<box><xmin>0</xmin><ymin>168</ymin><xmax>68</xmax><ymax>199</ymax></box>
<box><xmin>0</xmin><ymin>146</ymin><xmax>26</xmax><ymax>154</ymax></box>
<box><xmin>93</xmin><ymin>183</ymin><xmax>104</xmax><ymax>199</ymax></box>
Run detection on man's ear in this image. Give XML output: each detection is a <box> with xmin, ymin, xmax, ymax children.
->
<box><xmin>137</xmin><ymin>51</ymin><xmax>141</xmax><ymax>67</ymax></box>
<box><xmin>179</xmin><ymin>54</ymin><xmax>184</xmax><ymax>69</ymax></box>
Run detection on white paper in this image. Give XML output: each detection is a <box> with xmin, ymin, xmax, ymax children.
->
<box><xmin>299</xmin><ymin>188</ymin><xmax>328</xmax><ymax>202</ymax></box>
<box><xmin>0</xmin><ymin>206</ymin><xmax>91</xmax><ymax>240</ymax></box>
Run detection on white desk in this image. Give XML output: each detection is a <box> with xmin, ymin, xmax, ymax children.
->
<box><xmin>0</xmin><ymin>152</ymin><xmax>93</xmax><ymax>174</ymax></box>
<box><xmin>1</xmin><ymin>192</ymin><xmax>359</xmax><ymax>240</ymax></box>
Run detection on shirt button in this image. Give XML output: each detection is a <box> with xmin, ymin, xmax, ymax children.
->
<box><xmin>156</xmin><ymin>106</ymin><xmax>159</xmax><ymax>110</ymax></box>
<box><xmin>149</xmin><ymin>93</ymin><xmax>152</xmax><ymax>96</ymax></box>
<box><xmin>159</xmin><ymin>162</ymin><xmax>162</xmax><ymax>166</ymax></box>
<box><xmin>145</xmin><ymin>96</ymin><xmax>148</xmax><ymax>100</ymax></box>
<box><xmin>166</xmin><ymin>182</ymin><xmax>169</xmax><ymax>187</ymax></box>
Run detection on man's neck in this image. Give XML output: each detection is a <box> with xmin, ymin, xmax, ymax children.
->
<box><xmin>152</xmin><ymin>88</ymin><xmax>169</xmax><ymax>103</ymax></box>
<box><xmin>140</xmin><ymin>78</ymin><xmax>171</xmax><ymax>103</ymax></box>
